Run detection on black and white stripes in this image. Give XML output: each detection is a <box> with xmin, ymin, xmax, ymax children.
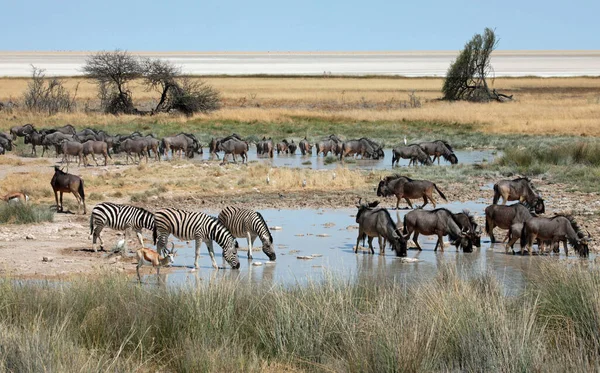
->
<box><xmin>90</xmin><ymin>202</ymin><xmax>155</xmax><ymax>252</ymax></box>
<box><xmin>153</xmin><ymin>208</ymin><xmax>240</xmax><ymax>269</ymax></box>
<box><xmin>218</xmin><ymin>206</ymin><xmax>275</xmax><ymax>260</ymax></box>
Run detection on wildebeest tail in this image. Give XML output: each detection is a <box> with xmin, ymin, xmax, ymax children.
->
<box><xmin>433</xmin><ymin>184</ymin><xmax>447</xmax><ymax>201</ymax></box>
<box><xmin>492</xmin><ymin>184</ymin><xmax>500</xmax><ymax>204</ymax></box>
<box><xmin>78</xmin><ymin>179</ymin><xmax>85</xmax><ymax>202</ymax></box>
<box><xmin>520</xmin><ymin>223</ymin><xmax>528</xmax><ymax>248</ymax></box>
<box><xmin>107</xmin><ymin>146</ymin><xmax>112</xmax><ymax>159</ymax></box>
<box><xmin>392</xmin><ymin>151</ymin><xmax>396</xmax><ymax>166</ymax></box>
<box><xmin>159</xmin><ymin>138</ymin><xmax>166</xmax><ymax>156</ymax></box>
<box><xmin>403</xmin><ymin>218</ymin><xmax>408</xmax><ymax>235</ymax></box>
<box><xmin>485</xmin><ymin>216</ymin><xmax>491</xmax><ymax>235</ymax></box>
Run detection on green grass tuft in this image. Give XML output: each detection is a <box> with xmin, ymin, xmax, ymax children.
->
<box><xmin>0</xmin><ymin>203</ymin><xmax>54</xmax><ymax>224</ymax></box>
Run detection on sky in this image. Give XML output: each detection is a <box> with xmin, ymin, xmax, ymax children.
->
<box><xmin>2</xmin><ymin>0</ymin><xmax>599</xmax><ymax>51</ymax></box>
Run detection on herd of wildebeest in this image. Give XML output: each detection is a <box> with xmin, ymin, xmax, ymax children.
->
<box><xmin>1</xmin><ymin>123</ymin><xmax>594</xmax><ymax>278</ymax></box>
<box><xmin>1</xmin><ymin>124</ymin><xmax>459</xmax><ymax>167</ymax></box>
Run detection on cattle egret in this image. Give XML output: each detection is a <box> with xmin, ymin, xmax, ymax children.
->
<box><xmin>332</xmin><ymin>172</ymin><xmax>337</xmax><ymax>180</ymax></box>
<box><xmin>302</xmin><ymin>179</ymin><xmax>307</xmax><ymax>187</ymax></box>
<box><xmin>266</xmin><ymin>175</ymin><xmax>270</xmax><ymax>184</ymax></box>
<box><xmin>116</xmin><ymin>239</ymin><xmax>126</xmax><ymax>251</ymax></box>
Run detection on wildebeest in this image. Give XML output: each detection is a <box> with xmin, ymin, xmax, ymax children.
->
<box><xmin>484</xmin><ymin>203</ymin><xmax>534</xmax><ymax>243</ymax></box>
<box><xmin>120</xmin><ymin>138</ymin><xmax>148</xmax><ymax>164</ymax></box>
<box><xmin>41</xmin><ymin>132</ymin><xmax>74</xmax><ymax>157</ymax></box>
<box><xmin>276</xmin><ymin>139</ymin><xmax>289</xmax><ymax>154</ymax></box>
<box><xmin>53</xmin><ymin>124</ymin><xmax>77</xmax><ymax>135</ymax></box>
<box><xmin>493</xmin><ymin>177</ymin><xmax>545</xmax><ymax>214</ymax></box>
<box><xmin>210</xmin><ymin>134</ymin><xmax>243</xmax><ymax>159</ymax></box>
<box><xmin>50</xmin><ymin>166</ymin><xmax>86</xmax><ymax>214</ymax></box>
<box><xmin>257</xmin><ymin>137</ymin><xmax>274</xmax><ymax>158</ymax></box>
<box><xmin>161</xmin><ymin>133</ymin><xmax>201</xmax><ymax>159</ymax></box>
<box><xmin>0</xmin><ymin>133</ymin><xmax>14</xmax><ymax>152</ymax></box>
<box><xmin>82</xmin><ymin>140</ymin><xmax>111</xmax><ymax>166</ymax></box>
<box><xmin>392</xmin><ymin>144</ymin><xmax>433</xmax><ymax>166</ymax></box>
<box><xmin>454</xmin><ymin>210</ymin><xmax>482</xmax><ymax>249</ymax></box>
<box><xmin>340</xmin><ymin>138</ymin><xmax>384</xmax><ymax>160</ymax></box>
<box><xmin>403</xmin><ymin>208</ymin><xmax>472</xmax><ymax>252</ymax></box>
<box><xmin>61</xmin><ymin>141</ymin><xmax>84</xmax><ymax>167</ymax></box>
<box><xmin>355</xmin><ymin>199</ymin><xmax>407</xmax><ymax>257</ymax></box>
<box><xmin>316</xmin><ymin>135</ymin><xmax>341</xmax><ymax>157</ymax></box>
<box><xmin>376</xmin><ymin>175</ymin><xmax>448</xmax><ymax>209</ymax></box>
<box><xmin>419</xmin><ymin>140</ymin><xmax>458</xmax><ymax>165</ymax></box>
<box><xmin>287</xmin><ymin>140</ymin><xmax>297</xmax><ymax>155</ymax></box>
<box><xmin>0</xmin><ymin>145</ymin><xmax>4</xmax><ymax>155</ymax></box>
<box><xmin>24</xmin><ymin>130</ymin><xmax>44</xmax><ymax>155</ymax></box>
<box><xmin>219</xmin><ymin>138</ymin><xmax>249</xmax><ymax>164</ymax></box>
<box><xmin>520</xmin><ymin>215</ymin><xmax>591</xmax><ymax>257</ymax></box>
<box><xmin>299</xmin><ymin>137</ymin><xmax>312</xmax><ymax>155</ymax></box>
<box><xmin>10</xmin><ymin>124</ymin><xmax>36</xmax><ymax>140</ymax></box>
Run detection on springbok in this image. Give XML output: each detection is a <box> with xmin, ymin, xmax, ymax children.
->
<box><xmin>2</xmin><ymin>192</ymin><xmax>29</xmax><ymax>204</ymax></box>
<box><xmin>136</xmin><ymin>243</ymin><xmax>176</xmax><ymax>282</ymax></box>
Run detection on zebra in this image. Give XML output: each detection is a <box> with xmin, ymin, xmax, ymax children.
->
<box><xmin>153</xmin><ymin>208</ymin><xmax>240</xmax><ymax>270</ymax></box>
<box><xmin>218</xmin><ymin>206</ymin><xmax>276</xmax><ymax>261</ymax></box>
<box><xmin>90</xmin><ymin>202</ymin><xmax>155</xmax><ymax>252</ymax></box>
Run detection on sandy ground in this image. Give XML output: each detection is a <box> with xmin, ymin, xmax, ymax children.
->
<box><xmin>0</xmin><ymin>156</ymin><xmax>598</xmax><ymax>279</ymax></box>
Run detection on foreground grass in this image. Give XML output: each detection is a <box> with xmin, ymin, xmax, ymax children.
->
<box><xmin>1</xmin><ymin>263</ymin><xmax>599</xmax><ymax>372</ymax></box>
<box><xmin>0</xmin><ymin>203</ymin><xmax>53</xmax><ymax>224</ymax></box>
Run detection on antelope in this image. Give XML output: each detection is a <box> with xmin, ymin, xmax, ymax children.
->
<box><xmin>136</xmin><ymin>243</ymin><xmax>176</xmax><ymax>282</ymax></box>
<box><xmin>2</xmin><ymin>192</ymin><xmax>29</xmax><ymax>205</ymax></box>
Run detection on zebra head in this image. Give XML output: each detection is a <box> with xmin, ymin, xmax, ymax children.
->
<box><xmin>262</xmin><ymin>238</ymin><xmax>276</xmax><ymax>261</ymax></box>
<box><xmin>224</xmin><ymin>239</ymin><xmax>240</xmax><ymax>269</ymax></box>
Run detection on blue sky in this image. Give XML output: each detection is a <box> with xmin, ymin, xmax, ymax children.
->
<box><xmin>2</xmin><ymin>0</ymin><xmax>598</xmax><ymax>51</ymax></box>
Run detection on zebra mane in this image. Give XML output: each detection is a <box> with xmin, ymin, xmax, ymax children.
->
<box><xmin>255</xmin><ymin>211</ymin><xmax>273</xmax><ymax>243</ymax></box>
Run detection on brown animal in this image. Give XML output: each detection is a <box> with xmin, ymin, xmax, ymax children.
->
<box><xmin>81</xmin><ymin>140</ymin><xmax>111</xmax><ymax>166</ymax></box>
<box><xmin>376</xmin><ymin>175</ymin><xmax>448</xmax><ymax>209</ymax></box>
<box><xmin>299</xmin><ymin>137</ymin><xmax>312</xmax><ymax>155</ymax></box>
<box><xmin>61</xmin><ymin>141</ymin><xmax>84</xmax><ymax>168</ymax></box>
<box><xmin>2</xmin><ymin>192</ymin><xmax>29</xmax><ymax>204</ymax></box>
<box><xmin>493</xmin><ymin>177</ymin><xmax>545</xmax><ymax>214</ymax></box>
<box><xmin>50</xmin><ymin>166</ymin><xmax>86</xmax><ymax>214</ymax></box>
<box><xmin>136</xmin><ymin>244</ymin><xmax>176</xmax><ymax>282</ymax></box>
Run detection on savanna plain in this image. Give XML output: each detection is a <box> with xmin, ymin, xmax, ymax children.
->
<box><xmin>1</xmin><ymin>75</ymin><xmax>600</xmax><ymax>372</ymax></box>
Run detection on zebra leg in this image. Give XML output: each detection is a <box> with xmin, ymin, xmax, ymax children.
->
<box><xmin>204</xmin><ymin>239</ymin><xmax>219</xmax><ymax>269</ymax></box>
<box><xmin>247</xmin><ymin>232</ymin><xmax>253</xmax><ymax>260</ymax></box>
<box><xmin>92</xmin><ymin>225</ymin><xmax>104</xmax><ymax>252</ymax></box>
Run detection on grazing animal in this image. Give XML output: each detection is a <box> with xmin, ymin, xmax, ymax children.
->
<box><xmin>288</xmin><ymin>140</ymin><xmax>297</xmax><ymax>155</ymax></box>
<box><xmin>493</xmin><ymin>177</ymin><xmax>545</xmax><ymax>214</ymax></box>
<box><xmin>454</xmin><ymin>210</ymin><xmax>482</xmax><ymax>249</ymax></box>
<box><xmin>0</xmin><ymin>134</ymin><xmax>14</xmax><ymax>152</ymax></box>
<box><xmin>276</xmin><ymin>139</ymin><xmax>289</xmax><ymax>154</ymax></box>
<box><xmin>218</xmin><ymin>138</ymin><xmax>249</xmax><ymax>164</ymax></box>
<box><xmin>419</xmin><ymin>140</ymin><xmax>458</xmax><ymax>165</ymax></box>
<box><xmin>161</xmin><ymin>133</ymin><xmax>201</xmax><ymax>159</ymax></box>
<box><xmin>218</xmin><ymin>206</ymin><xmax>275</xmax><ymax>260</ymax></box>
<box><xmin>50</xmin><ymin>166</ymin><xmax>86</xmax><ymax>214</ymax></box>
<box><xmin>299</xmin><ymin>137</ymin><xmax>312</xmax><ymax>155</ymax></box>
<box><xmin>210</xmin><ymin>134</ymin><xmax>243</xmax><ymax>159</ymax></box>
<box><xmin>53</xmin><ymin>124</ymin><xmax>77</xmax><ymax>135</ymax></box>
<box><xmin>90</xmin><ymin>202</ymin><xmax>155</xmax><ymax>252</ymax></box>
<box><xmin>2</xmin><ymin>192</ymin><xmax>29</xmax><ymax>204</ymax></box>
<box><xmin>10</xmin><ymin>124</ymin><xmax>36</xmax><ymax>140</ymax></box>
<box><xmin>520</xmin><ymin>215</ymin><xmax>591</xmax><ymax>257</ymax></box>
<box><xmin>82</xmin><ymin>140</ymin><xmax>111</xmax><ymax>166</ymax></box>
<box><xmin>41</xmin><ymin>132</ymin><xmax>74</xmax><ymax>157</ymax></box>
<box><xmin>316</xmin><ymin>135</ymin><xmax>341</xmax><ymax>157</ymax></box>
<box><xmin>403</xmin><ymin>208</ymin><xmax>472</xmax><ymax>252</ymax></box>
<box><xmin>136</xmin><ymin>244</ymin><xmax>175</xmax><ymax>282</ymax></box>
<box><xmin>60</xmin><ymin>141</ymin><xmax>84</xmax><ymax>167</ymax></box>
<box><xmin>339</xmin><ymin>138</ymin><xmax>383</xmax><ymax>160</ymax></box>
<box><xmin>119</xmin><ymin>138</ymin><xmax>148</xmax><ymax>164</ymax></box>
<box><xmin>392</xmin><ymin>144</ymin><xmax>433</xmax><ymax>166</ymax></box>
<box><xmin>258</xmin><ymin>137</ymin><xmax>274</xmax><ymax>158</ymax></box>
<box><xmin>0</xmin><ymin>144</ymin><xmax>4</xmax><ymax>155</ymax></box>
<box><xmin>355</xmin><ymin>199</ymin><xmax>407</xmax><ymax>257</ymax></box>
<box><xmin>376</xmin><ymin>175</ymin><xmax>448</xmax><ymax>209</ymax></box>
<box><xmin>484</xmin><ymin>203</ymin><xmax>534</xmax><ymax>243</ymax></box>
<box><xmin>153</xmin><ymin>208</ymin><xmax>240</xmax><ymax>270</ymax></box>
<box><xmin>24</xmin><ymin>130</ymin><xmax>44</xmax><ymax>156</ymax></box>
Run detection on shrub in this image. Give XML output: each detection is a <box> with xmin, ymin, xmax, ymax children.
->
<box><xmin>0</xmin><ymin>203</ymin><xmax>53</xmax><ymax>224</ymax></box>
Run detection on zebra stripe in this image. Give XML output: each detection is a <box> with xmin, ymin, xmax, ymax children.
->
<box><xmin>218</xmin><ymin>206</ymin><xmax>275</xmax><ymax>261</ymax></box>
<box><xmin>90</xmin><ymin>202</ymin><xmax>154</xmax><ymax>252</ymax></box>
<box><xmin>153</xmin><ymin>208</ymin><xmax>240</xmax><ymax>269</ymax></box>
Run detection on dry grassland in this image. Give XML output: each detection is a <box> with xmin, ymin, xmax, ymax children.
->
<box><xmin>1</xmin><ymin>76</ymin><xmax>600</xmax><ymax>136</ymax></box>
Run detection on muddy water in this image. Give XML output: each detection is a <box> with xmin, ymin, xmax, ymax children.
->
<box><xmin>145</xmin><ymin>200</ymin><xmax>590</xmax><ymax>293</ymax></box>
<box><xmin>197</xmin><ymin>148</ymin><xmax>499</xmax><ymax>170</ymax></box>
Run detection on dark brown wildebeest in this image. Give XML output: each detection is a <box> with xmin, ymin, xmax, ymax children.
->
<box><xmin>54</xmin><ymin>124</ymin><xmax>76</xmax><ymax>135</ymax></box>
<box><xmin>299</xmin><ymin>137</ymin><xmax>312</xmax><ymax>155</ymax></box>
<box><xmin>120</xmin><ymin>138</ymin><xmax>148</xmax><ymax>164</ymax></box>
<box><xmin>484</xmin><ymin>203</ymin><xmax>534</xmax><ymax>244</ymax></box>
<box><xmin>219</xmin><ymin>138</ymin><xmax>249</xmax><ymax>164</ymax></box>
<box><xmin>340</xmin><ymin>138</ymin><xmax>383</xmax><ymax>160</ymax></box>
<box><xmin>419</xmin><ymin>140</ymin><xmax>458</xmax><ymax>165</ymax></box>
<box><xmin>160</xmin><ymin>133</ymin><xmax>201</xmax><ymax>159</ymax></box>
<box><xmin>355</xmin><ymin>199</ymin><xmax>407</xmax><ymax>257</ymax></box>
<box><xmin>403</xmin><ymin>208</ymin><xmax>471</xmax><ymax>252</ymax></box>
<box><xmin>276</xmin><ymin>139</ymin><xmax>289</xmax><ymax>154</ymax></box>
<box><xmin>24</xmin><ymin>130</ymin><xmax>44</xmax><ymax>155</ymax></box>
<box><xmin>210</xmin><ymin>134</ymin><xmax>243</xmax><ymax>159</ymax></box>
<box><xmin>520</xmin><ymin>215</ymin><xmax>591</xmax><ymax>257</ymax></box>
<box><xmin>61</xmin><ymin>141</ymin><xmax>84</xmax><ymax>167</ymax></box>
<box><xmin>82</xmin><ymin>140</ymin><xmax>111</xmax><ymax>166</ymax></box>
<box><xmin>493</xmin><ymin>177</ymin><xmax>545</xmax><ymax>214</ymax></box>
<box><xmin>41</xmin><ymin>132</ymin><xmax>74</xmax><ymax>157</ymax></box>
<box><xmin>10</xmin><ymin>124</ymin><xmax>36</xmax><ymax>141</ymax></box>
<box><xmin>0</xmin><ymin>133</ymin><xmax>14</xmax><ymax>152</ymax></box>
<box><xmin>288</xmin><ymin>140</ymin><xmax>297</xmax><ymax>155</ymax></box>
<box><xmin>392</xmin><ymin>144</ymin><xmax>433</xmax><ymax>167</ymax></box>
<box><xmin>50</xmin><ymin>166</ymin><xmax>86</xmax><ymax>214</ymax></box>
<box><xmin>376</xmin><ymin>175</ymin><xmax>447</xmax><ymax>209</ymax></box>
<box><xmin>360</xmin><ymin>138</ymin><xmax>384</xmax><ymax>159</ymax></box>
<box><xmin>454</xmin><ymin>210</ymin><xmax>482</xmax><ymax>249</ymax></box>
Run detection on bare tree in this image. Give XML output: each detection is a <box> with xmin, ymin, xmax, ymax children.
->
<box><xmin>82</xmin><ymin>50</ymin><xmax>142</xmax><ymax>114</ymax></box>
<box><xmin>23</xmin><ymin>65</ymin><xmax>78</xmax><ymax>115</ymax></box>
<box><xmin>442</xmin><ymin>28</ymin><xmax>512</xmax><ymax>102</ymax></box>
<box><xmin>141</xmin><ymin>57</ymin><xmax>181</xmax><ymax>113</ymax></box>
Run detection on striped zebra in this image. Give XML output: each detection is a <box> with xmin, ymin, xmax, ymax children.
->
<box><xmin>218</xmin><ymin>206</ymin><xmax>275</xmax><ymax>261</ymax></box>
<box><xmin>89</xmin><ymin>202</ymin><xmax>155</xmax><ymax>252</ymax></box>
<box><xmin>153</xmin><ymin>208</ymin><xmax>240</xmax><ymax>269</ymax></box>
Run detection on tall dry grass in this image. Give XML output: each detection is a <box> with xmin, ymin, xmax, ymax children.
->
<box><xmin>0</xmin><ymin>262</ymin><xmax>599</xmax><ymax>371</ymax></box>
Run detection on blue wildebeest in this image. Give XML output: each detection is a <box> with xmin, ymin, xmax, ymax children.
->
<box><xmin>392</xmin><ymin>144</ymin><xmax>433</xmax><ymax>167</ymax></box>
<box><xmin>376</xmin><ymin>175</ymin><xmax>448</xmax><ymax>209</ymax></box>
<box><xmin>403</xmin><ymin>208</ymin><xmax>472</xmax><ymax>252</ymax></box>
<box><xmin>50</xmin><ymin>166</ymin><xmax>86</xmax><ymax>214</ymax></box>
<box><xmin>0</xmin><ymin>132</ymin><xmax>14</xmax><ymax>153</ymax></box>
<box><xmin>299</xmin><ymin>137</ymin><xmax>312</xmax><ymax>155</ymax></box>
<box><xmin>520</xmin><ymin>215</ymin><xmax>591</xmax><ymax>257</ymax></box>
<box><xmin>24</xmin><ymin>130</ymin><xmax>45</xmax><ymax>155</ymax></box>
<box><xmin>42</xmin><ymin>132</ymin><xmax>75</xmax><ymax>157</ymax></box>
<box><xmin>61</xmin><ymin>140</ymin><xmax>84</xmax><ymax>167</ymax></box>
<box><xmin>82</xmin><ymin>140</ymin><xmax>111</xmax><ymax>166</ymax></box>
<box><xmin>354</xmin><ymin>199</ymin><xmax>408</xmax><ymax>257</ymax></box>
<box><xmin>493</xmin><ymin>177</ymin><xmax>545</xmax><ymax>214</ymax></box>
<box><xmin>454</xmin><ymin>210</ymin><xmax>482</xmax><ymax>249</ymax></box>
<box><xmin>288</xmin><ymin>140</ymin><xmax>298</xmax><ymax>155</ymax></box>
<box><xmin>276</xmin><ymin>139</ymin><xmax>289</xmax><ymax>154</ymax></box>
<box><xmin>120</xmin><ymin>138</ymin><xmax>148</xmax><ymax>164</ymax></box>
<box><xmin>219</xmin><ymin>138</ymin><xmax>249</xmax><ymax>164</ymax></box>
<box><xmin>484</xmin><ymin>203</ymin><xmax>535</xmax><ymax>245</ymax></box>
<box><xmin>10</xmin><ymin>124</ymin><xmax>36</xmax><ymax>141</ymax></box>
<box><xmin>419</xmin><ymin>140</ymin><xmax>458</xmax><ymax>165</ymax></box>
